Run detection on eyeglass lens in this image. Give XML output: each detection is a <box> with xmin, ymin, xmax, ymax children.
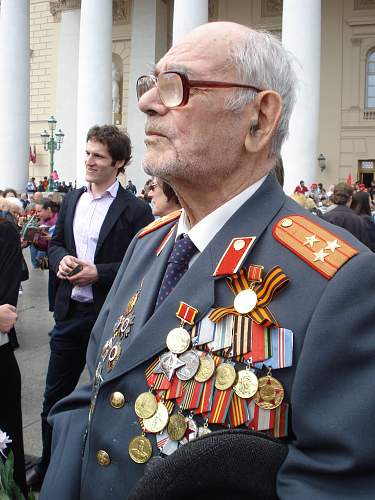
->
<box><xmin>137</xmin><ymin>73</ymin><xmax>184</xmax><ymax>108</ymax></box>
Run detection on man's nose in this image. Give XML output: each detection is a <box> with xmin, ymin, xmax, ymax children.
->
<box><xmin>138</xmin><ymin>86</ymin><xmax>168</xmax><ymax>116</ymax></box>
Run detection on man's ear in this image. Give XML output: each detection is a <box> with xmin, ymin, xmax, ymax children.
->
<box><xmin>244</xmin><ymin>91</ymin><xmax>283</xmax><ymax>154</ymax></box>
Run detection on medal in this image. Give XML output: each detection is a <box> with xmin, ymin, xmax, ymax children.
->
<box><xmin>233</xmin><ymin>288</ymin><xmax>258</xmax><ymax>314</ymax></box>
<box><xmin>128</xmin><ymin>435</ymin><xmax>153</xmax><ymax>464</ymax></box>
<box><xmin>167</xmin><ymin>413</ymin><xmax>187</xmax><ymax>441</ymax></box>
<box><xmin>154</xmin><ymin>351</ymin><xmax>185</xmax><ymax>381</ymax></box>
<box><xmin>143</xmin><ymin>402</ymin><xmax>169</xmax><ymax>433</ymax></box>
<box><xmin>198</xmin><ymin>419</ymin><xmax>212</xmax><ymax>437</ymax></box>
<box><xmin>166</xmin><ymin>327</ymin><xmax>191</xmax><ymax>354</ymax></box>
<box><xmin>134</xmin><ymin>392</ymin><xmax>158</xmax><ymax>419</ymax></box>
<box><xmin>107</xmin><ymin>343</ymin><xmax>122</xmax><ymax>371</ymax></box>
<box><xmin>233</xmin><ymin>368</ymin><xmax>258</xmax><ymax>399</ymax></box>
<box><xmin>179</xmin><ymin>413</ymin><xmax>198</xmax><ymax>444</ymax></box>
<box><xmin>254</xmin><ymin>374</ymin><xmax>284</xmax><ymax>410</ymax></box>
<box><xmin>214</xmin><ymin>363</ymin><xmax>236</xmax><ymax>390</ymax></box>
<box><xmin>176</xmin><ymin>350</ymin><xmax>200</xmax><ymax>380</ymax></box>
<box><xmin>195</xmin><ymin>354</ymin><xmax>215</xmax><ymax>382</ymax></box>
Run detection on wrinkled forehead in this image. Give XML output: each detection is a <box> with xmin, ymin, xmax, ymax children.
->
<box><xmin>155</xmin><ymin>34</ymin><xmax>233</xmax><ymax>79</ymax></box>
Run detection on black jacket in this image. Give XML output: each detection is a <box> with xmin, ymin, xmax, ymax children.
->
<box><xmin>0</xmin><ymin>219</ymin><xmax>22</xmax><ymax>306</ymax></box>
<box><xmin>322</xmin><ymin>204</ymin><xmax>371</xmax><ymax>248</ymax></box>
<box><xmin>48</xmin><ymin>185</ymin><xmax>153</xmax><ymax>321</ymax></box>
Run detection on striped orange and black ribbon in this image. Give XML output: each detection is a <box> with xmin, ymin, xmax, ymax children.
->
<box><xmin>209</xmin><ymin>266</ymin><xmax>288</xmax><ymax>327</ymax></box>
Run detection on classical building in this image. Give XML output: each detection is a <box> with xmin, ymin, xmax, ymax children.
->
<box><xmin>0</xmin><ymin>0</ymin><xmax>374</xmax><ymax>194</ymax></box>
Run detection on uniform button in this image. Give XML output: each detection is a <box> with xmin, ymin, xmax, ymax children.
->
<box><xmin>96</xmin><ymin>450</ymin><xmax>111</xmax><ymax>467</ymax></box>
<box><xmin>109</xmin><ymin>391</ymin><xmax>126</xmax><ymax>409</ymax></box>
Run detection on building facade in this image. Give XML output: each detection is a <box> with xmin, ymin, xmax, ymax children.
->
<box><xmin>0</xmin><ymin>0</ymin><xmax>374</xmax><ymax>194</ymax></box>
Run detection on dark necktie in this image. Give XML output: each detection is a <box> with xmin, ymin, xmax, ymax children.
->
<box><xmin>155</xmin><ymin>234</ymin><xmax>197</xmax><ymax>308</ymax></box>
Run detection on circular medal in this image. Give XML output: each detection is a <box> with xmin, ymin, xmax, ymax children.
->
<box><xmin>179</xmin><ymin>417</ymin><xmax>197</xmax><ymax>444</ymax></box>
<box><xmin>166</xmin><ymin>327</ymin><xmax>191</xmax><ymax>354</ymax></box>
<box><xmin>195</xmin><ymin>355</ymin><xmax>216</xmax><ymax>383</ymax></box>
<box><xmin>167</xmin><ymin>413</ymin><xmax>187</xmax><ymax>441</ymax></box>
<box><xmin>107</xmin><ymin>344</ymin><xmax>122</xmax><ymax>371</ymax></box>
<box><xmin>215</xmin><ymin>363</ymin><xmax>236</xmax><ymax>390</ymax></box>
<box><xmin>134</xmin><ymin>392</ymin><xmax>158</xmax><ymax>419</ymax></box>
<box><xmin>233</xmin><ymin>289</ymin><xmax>258</xmax><ymax>314</ymax></box>
<box><xmin>128</xmin><ymin>435</ymin><xmax>153</xmax><ymax>464</ymax></box>
<box><xmin>233</xmin><ymin>369</ymin><xmax>259</xmax><ymax>399</ymax></box>
<box><xmin>143</xmin><ymin>402</ymin><xmax>169</xmax><ymax>433</ymax></box>
<box><xmin>176</xmin><ymin>350</ymin><xmax>200</xmax><ymax>380</ymax></box>
<box><xmin>254</xmin><ymin>375</ymin><xmax>284</xmax><ymax>410</ymax></box>
<box><xmin>198</xmin><ymin>426</ymin><xmax>212</xmax><ymax>437</ymax></box>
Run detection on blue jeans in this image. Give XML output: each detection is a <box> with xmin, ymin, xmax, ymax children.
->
<box><xmin>38</xmin><ymin>301</ymin><xmax>97</xmax><ymax>477</ymax></box>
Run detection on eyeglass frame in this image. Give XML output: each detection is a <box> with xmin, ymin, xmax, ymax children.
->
<box><xmin>136</xmin><ymin>70</ymin><xmax>263</xmax><ymax>108</ymax></box>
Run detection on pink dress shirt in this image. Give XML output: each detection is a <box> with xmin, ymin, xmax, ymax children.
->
<box><xmin>71</xmin><ymin>180</ymin><xmax>119</xmax><ymax>302</ymax></box>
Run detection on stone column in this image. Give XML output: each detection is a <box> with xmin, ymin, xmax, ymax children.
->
<box><xmin>173</xmin><ymin>0</ymin><xmax>208</xmax><ymax>44</ymax></box>
<box><xmin>75</xmin><ymin>0</ymin><xmax>112</xmax><ymax>186</ymax></box>
<box><xmin>0</xmin><ymin>0</ymin><xmax>30</xmax><ymax>192</ymax></box>
<box><xmin>281</xmin><ymin>0</ymin><xmax>321</xmax><ymax>194</ymax></box>
<box><xmin>127</xmin><ymin>0</ymin><xmax>167</xmax><ymax>191</ymax></box>
<box><xmin>55</xmin><ymin>6</ymin><xmax>81</xmax><ymax>183</ymax></box>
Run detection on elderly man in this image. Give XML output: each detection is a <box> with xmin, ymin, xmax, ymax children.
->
<box><xmin>41</xmin><ymin>22</ymin><xmax>375</xmax><ymax>499</ymax></box>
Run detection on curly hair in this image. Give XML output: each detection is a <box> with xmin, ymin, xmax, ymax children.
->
<box><xmin>86</xmin><ymin>125</ymin><xmax>132</xmax><ymax>175</ymax></box>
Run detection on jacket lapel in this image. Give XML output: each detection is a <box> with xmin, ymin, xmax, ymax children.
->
<box><xmin>106</xmin><ymin>173</ymin><xmax>286</xmax><ymax>380</ymax></box>
<box><xmin>94</xmin><ymin>185</ymin><xmax>129</xmax><ymax>258</ymax></box>
<box><xmin>67</xmin><ymin>187</ymin><xmax>85</xmax><ymax>254</ymax></box>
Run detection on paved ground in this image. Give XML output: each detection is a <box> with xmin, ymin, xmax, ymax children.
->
<box><xmin>15</xmin><ymin>252</ymin><xmax>88</xmax><ymax>459</ymax></box>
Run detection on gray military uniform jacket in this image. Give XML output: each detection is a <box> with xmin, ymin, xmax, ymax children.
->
<box><xmin>40</xmin><ymin>173</ymin><xmax>375</xmax><ymax>499</ymax></box>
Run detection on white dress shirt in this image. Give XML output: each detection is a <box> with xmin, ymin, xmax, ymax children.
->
<box><xmin>71</xmin><ymin>180</ymin><xmax>119</xmax><ymax>302</ymax></box>
<box><xmin>176</xmin><ymin>176</ymin><xmax>267</xmax><ymax>262</ymax></box>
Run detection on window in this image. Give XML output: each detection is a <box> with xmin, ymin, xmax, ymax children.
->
<box><xmin>366</xmin><ymin>49</ymin><xmax>375</xmax><ymax>108</ymax></box>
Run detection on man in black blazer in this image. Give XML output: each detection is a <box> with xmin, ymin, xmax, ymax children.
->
<box><xmin>26</xmin><ymin>125</ymin><xmax>153</xmax><ymax>489</ymax></box>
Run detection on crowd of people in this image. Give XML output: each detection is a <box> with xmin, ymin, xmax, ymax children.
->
<box><xmin>1</xmin><ymin>20</ymin><xmax>375</xmax><ymax>500</ymax></box>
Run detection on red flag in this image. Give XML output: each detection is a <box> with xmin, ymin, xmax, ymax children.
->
<box><xmin>346</xmin><ymin>172</ymin><xmax>353</xmax><ymax>186</ymax></box>
<box><xmin>32</xmin><ymin>144</ymin><xmax>37</xmax><ymax>164</ymax></box>
<box><xmin>29</xmin><ymin>145</ymin><xmax>36</xmax><ymax>164</ymax></box>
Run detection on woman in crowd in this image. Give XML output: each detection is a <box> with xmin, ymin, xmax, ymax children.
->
<box><xmin>148</xmin><ymin>177</ymin><xmax>181</xmax><ymax>217</ymax></box>
<box><xmin>0</xmin><ymin>214</ymin><xmax>27</xmax><ymax>496</ymax></box>
<box><xmin>351</xmin><ymin>190</ymin><xmax>375</xmax><ymax>251</ymax></box>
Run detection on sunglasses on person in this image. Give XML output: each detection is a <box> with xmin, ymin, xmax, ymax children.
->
<box><xmin>136</xmin><ymin>70</ymin><xmax>262</xmax><ymax>109</ymax></box>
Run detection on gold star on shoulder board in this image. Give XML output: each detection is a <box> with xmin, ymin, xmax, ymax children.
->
<box><xmin>303</xmin><ymin>234</ymin><xmax>320</xmax><ymax>248</ymax></box>
<box><xmin>324</xmin><ymin>239</ymin><xmax>341</xmax><ymax>253</ymax></box>
<box><xmin>313</xmin><ymin>248</ymin><xmax>329</xmax><ymax>262</ymax></box>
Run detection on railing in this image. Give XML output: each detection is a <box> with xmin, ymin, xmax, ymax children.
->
<box><xmin>363</xmin><ymin>109</ymin><xmax>375</xmax><ymax>120</ymax></box>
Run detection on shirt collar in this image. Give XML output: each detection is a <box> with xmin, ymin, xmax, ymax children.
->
<box><xmin>86</xmin><ymin>179</ymin><xmax>119</xmax><ymax>199</ymax></box>
<box><xmin>176</xmin><ymin>175</ymin><xmax>267</xmax><ymax>253</ymax></box>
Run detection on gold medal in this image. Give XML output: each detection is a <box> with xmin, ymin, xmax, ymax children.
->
<box><xmin>214</xmin><ymin>363</ymin><xmax>236</xmax><ymax>390</ymax></box>
<box><xmin>143</xmin><ymin>402</ymin><xmax>169</xmax><ymax>433</ymax></box>
<box><xmin>167</xmin><ymin>413</ymin><xmax>187</xmax><ymax>441</ymax></box>
<box><xmin>166</xmin><ymin>327</ymin><xmax>191</xmax><ymax>354</ymax></box>
<box><xmin>233</xmin><ymin>369</ymin><xmax>258</xmax><ymax>399</ymax></box>
<box><xmin>195</xmin><ymin>355</ymin><xmax>215</xmax><ymax>382</ymax></box>
<box><xmin>134</xmin><ymin>392</ymin><xmax>158</xmax><ymax>419</ymax></box>
<box><xmin>254</xmin><ymin>375</ymin><xmax>284</xmax><ymax>410</ymax></box>
<box><xmin>233</xmin><ymin>289</ymin><xmax>258</xmax><ymax>314</ymax></box>
<box><xmin>128</xmin><ymin>435</ymin><xmax>153</xmax><ymax>464</ymax></box>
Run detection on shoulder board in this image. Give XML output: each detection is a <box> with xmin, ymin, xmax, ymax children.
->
<box><xmin>273</xmin><ymin>214</ymin><xmax>358</xmax><ymax>279</ymax></box>
<box><xmin>138</xmin><ymin>209</ymin><xmax>182</xmax><ymax>238</ymax></box>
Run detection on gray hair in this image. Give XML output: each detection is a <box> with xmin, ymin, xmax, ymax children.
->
<box><xmin>226</xmin><ymin>29</ymin><xmax>297</xmax><ymax>157</ymax></box>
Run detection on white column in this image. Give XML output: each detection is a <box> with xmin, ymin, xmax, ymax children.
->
<box><xmin>0</xmin><ymin>0</ymin><xmax>29</xmax><ymax>192</ymax></box>
<box><xmin>76</xmin><ymin>0</ymin><xmax>112</xmax><ymax>186</ymax></box>
<box><xmin>173</xmin><ymin>0</ymin><xmax>208</xmax><ymax>44</ymax></box>
<box><xmin>56</xmin><ymin>9</ymin><xmax>80</xmax><ymax>183</ymax></box>
<box><xmin>127</xmin><ymin>0</ymin><xmax>160</xmax><ymax>192</ymax></box>
<box><xmin>281</xmin><ymin>0</ymin><xmax>321</xmax><ymax>195</ymax></box>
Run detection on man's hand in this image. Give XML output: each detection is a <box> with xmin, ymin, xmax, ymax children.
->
<box><xmin>0</xmin><ymin>304</ymin><xmax>17</xmax><ymax>332</ymax></box>
<box><xmin>57</xmin><ymin>255</ymin><xmax>80</xmax><ymax>279</ymax></box>
<box><xmin>66</xmin><ymin>259</ymin><xmax>99</xmax><ymax>287</ymax></box>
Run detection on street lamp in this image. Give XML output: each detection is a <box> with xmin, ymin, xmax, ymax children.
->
<box><xmin>318</xmin><ymin>153</ymin><xmax>327</xmax><ymax>172</ymax></box>
<box><xmin>40</xmin><ymin>116</ymin><xmax>64</xmax><ymax>189</ymax></box>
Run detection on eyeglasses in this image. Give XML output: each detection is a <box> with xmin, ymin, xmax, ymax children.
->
<box><xmin>136</xmin><ymin>70</ymin><xmax>262</xmax><ymax>109</ymax></box>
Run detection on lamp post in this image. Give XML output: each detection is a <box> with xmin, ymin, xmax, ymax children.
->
<box><xmin>40</xmin><ymin>116</ymin><xmax>65</xmax><ymax>190</ymax></box>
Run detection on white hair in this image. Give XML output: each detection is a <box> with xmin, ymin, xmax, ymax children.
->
<box><xmin>225</xmin><ymin>29</ymin><xmax>297</xmax><ymax>157</ymax></box>
<box><xmin>6</xmin><ymin>196</ymin><xmax>23</xmax><ymax>212</ymax></box>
